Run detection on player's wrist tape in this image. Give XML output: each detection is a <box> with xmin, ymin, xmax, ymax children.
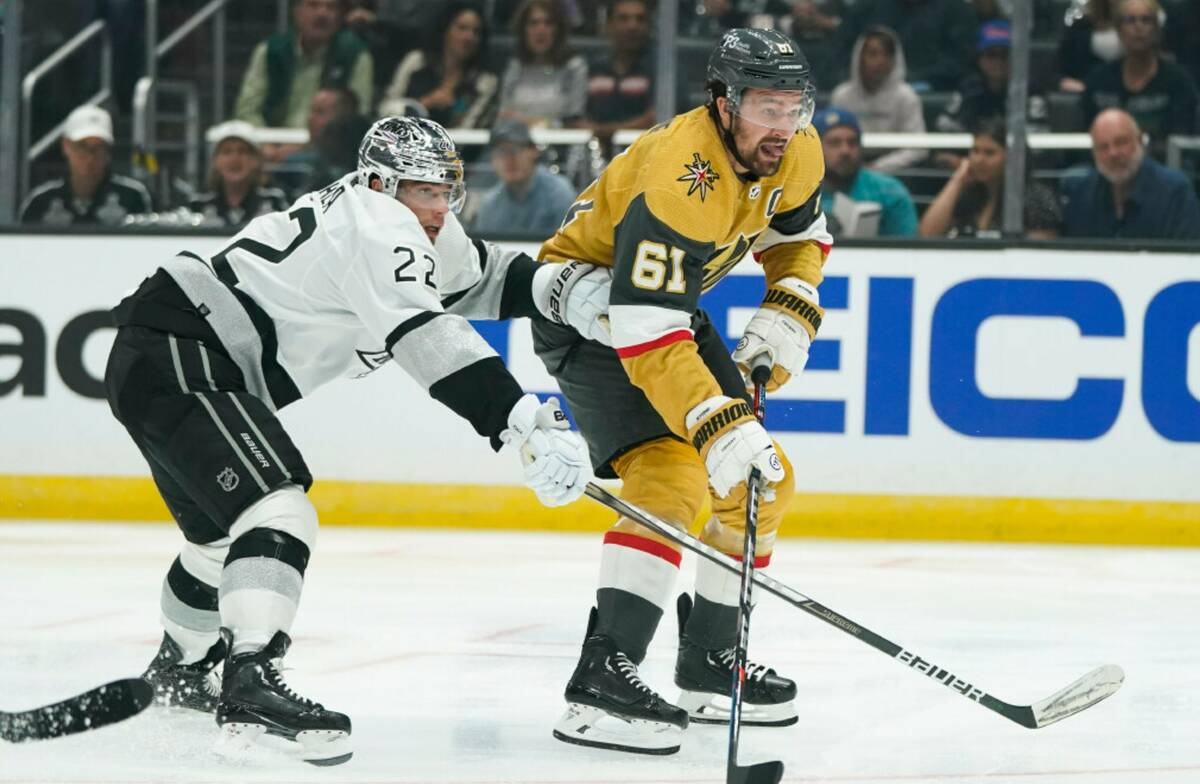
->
<box><xmin>535</xmin><ymin>260</ymin><xmax>592</xmax><ymax>325</ymax></box>
<box><xmin>687</xmin><ymin>397</ymin><xmax>755</xmax><ymax>459</ymax></box>
<box><xmin>761</xmin><ymin>282</ymin><xmax>824</xmax><ymax>339</ymax></box>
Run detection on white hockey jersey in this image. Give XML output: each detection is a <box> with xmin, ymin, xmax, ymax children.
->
<box><xmin>119</xmin><ymin>172</ymin><xmax>529</xmax><ymax>445</ymax></box>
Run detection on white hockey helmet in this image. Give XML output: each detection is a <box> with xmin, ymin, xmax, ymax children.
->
<box><xmin>357</xmin><ymin>116</ymin><xmax>465</xmax><ymax>212</ymax></box>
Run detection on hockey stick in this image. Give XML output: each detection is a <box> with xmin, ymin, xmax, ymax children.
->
<box><xmin>727</xmin><ymin>362</ymin><xmax>784</xmax><ymax>784</ymax></box>
<box><xmin>0</xmin><ymin>678</ymin><xmax>153</xmax><ymax>743</ymax></box>
<box><xmin>582</xmin><ymin>484</ymin><xmax>1125</xmax><ymax>730</ymax></box>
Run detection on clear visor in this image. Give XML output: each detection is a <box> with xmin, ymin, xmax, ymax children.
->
<box><xmin>733</xmin><ymin>86</ymin><xmax>817</xmax><ymax>133</ymax></box>
<box><xmin>397</xmin><ymin>181</ymin><xmax>465</xmax><ymax>213</ymax></box>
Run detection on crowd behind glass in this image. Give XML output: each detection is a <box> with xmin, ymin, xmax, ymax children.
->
<box><xmin>15</xmin><ymin>0</ymin><xmax>1200</xmax><ymax>241</ymax></box>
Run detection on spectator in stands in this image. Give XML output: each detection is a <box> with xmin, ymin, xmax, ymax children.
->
<box><xmin>344</xmin><ymin>0</ymin><xmax>416</xmax><ymax>98</ymax></box>
<box><xmin>919</xmin><ymin>118</ymin><xmax>1006</xmax><ymax>237</ymax></box>
<box><xmin>470</xmin><ymin>119</ymin><xmax>577</xmax><ymax>237</ymax></box>
<box><xmin>1081</xmin><ymin>0</ymin><xmax>1198</xmax><ymax>146</ymax></box>
<box><xmin>189</xmin><ymin>121</ymin><xmax>289</xmax><ymax>228</ymax></box>
<box><xmin>307</xmin><ymin>112</ymin><xmax>374</xmax><ymax>191</ymax></box>
<box><xmin>496</xmin><ymin>0</ymin><xmax>589</xmax><ymax>128</ymax></box>
<box><xmin>272</xmin><ymin>87</ymin><xmax>359</xmax><ymax>196</ymax></box>
<box><xmin>936</xmin><ymin>21</ymin><xmax>1013</xmax><ymax>135</ymax></box>
<box><xmin>19</xmin><ymin>104</ymin><xmax>152</xmax><ymax>226</ymax></box>
<box><xmin>1024</xmin><ymin>181</ymin><xmax>1063</xmax><ymax>239</ymax></box>
<box><xmin>578</xmin><ymin>0</ymin><xmax>656</xmax><ymax>152</ymax></box>
<box><xmin>234</xmin><ymin>0</ymin><xmax>373</xmax><ymax>129</ymax></box>
<box><xmin>1062</xmin><ymin>108</ymin><xmax>1200</xmax><ymax>239</ymax></box>
<box><xmin>378</xmin><ymin>1</ymin><xmax>499</xmax><ymax>129</ymax></box>
<box><xmin>840</xmin><ymin>0</ymin><xmax>978</xmax><ymax>92</ymax></box>
<box><xmin>1163</xmin><ymin>0</ymin><xmax>1200</xmax><ymax>88</ymax></box>
<box><xmin>813</xmin><ymin>107</ymin><xmax>918</xmax><ymax>237</ymax></box>
<box><xmin>787</xmin><ymin>0</ymin><xmax>850</xmax><ymax>86</ymax></box>
<box><xmin>1057</xmin><ymin>0</ymin><xmax>1123</xmax><ymax>92</ymax></box>
<box><xmin>830</xmin><ymin>26</ymin><xmax>926</xmax><ymax>173</ymax></box>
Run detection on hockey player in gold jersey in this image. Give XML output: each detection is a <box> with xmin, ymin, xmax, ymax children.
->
<box><xmin>537</xmin><ymin>29</ymin><xmax>833</xmax><ymax>754</ymax></box>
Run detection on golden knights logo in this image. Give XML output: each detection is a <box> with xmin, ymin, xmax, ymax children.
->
<box><xmin>216</xmin><ymin>467</ymin><xmax>239</xmax><ymax>492</ymax></box>
<box><xmin>677</xmin><ymin>152</ymin><xmax>720</xmax><ymax>202</ymax></box>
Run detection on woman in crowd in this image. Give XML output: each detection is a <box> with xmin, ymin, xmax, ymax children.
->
<box><xmin>1058</xmin><ymin>0</ymin><xmax>1122</xmax><ymax>92</ymax></box>
<box><xmin>496</xmin><ymin>0</ymin><xmax>588</xmax><ymax>128</ymax></box>
<box><xmin>378</xmin><ymin>1</ymin><xmax>498</xmax><ymax>128</ymax></box>
<box><xmin>189</xmin><ymin>121</ymin><xmax>288</xmax><ymax>228</ymax></box>
<box><xmin>919</xmin><ymin>119</ymin><xmax>1006</xmax><ymax>238</ymax></box>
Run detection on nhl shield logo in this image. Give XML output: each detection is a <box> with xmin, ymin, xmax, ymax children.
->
<box><xmin>216</xmin><ymin>467</ymin><xmax>239</xmax><ymax>492</ymax></box>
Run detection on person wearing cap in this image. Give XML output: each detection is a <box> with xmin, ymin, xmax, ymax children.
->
<box><xmin>936</xmin><ymin>20</ymin><xmax>1049</xmax><ymax>137</ymax></box>
<box><xmin>20</xmin><ymin>104</ymin><xmax>152</xmax><ymax>226</ymax></box>
<box><xmin>813</xmin><ymin>107</ymin><xmax>917</xmax><ymax>237</ymax></box>
<box><xmin>469</xmin><ymin>119</ymin><xmax>577</xmax><ymax>238</ymax></box>
<box><xmin>1081</xmin><ymin>0</ymin><xmax>1198</xmax><ymax>150</ymax></box>
<box><xmin>189</xmin><ymin>121</ymin><xmax>289</xmax><ymax>228</ymax></box>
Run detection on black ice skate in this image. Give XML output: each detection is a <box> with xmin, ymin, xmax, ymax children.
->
<box><xmin>674</xmin><ymin>594</ymin><xmax>798</xmax><ymax>726</ymax></box>
<box><xmin>215</xmin><ymin>629</ymin><xmax>352</xmax><ymax>766</ymax></box>
<box><xmin>142</xmin><ymin>633</ymin><xmax>225</xmax><ymax>713</ymax></box>
<box><xmin>552</xmin><ymin>608</ymin><xmax>689</xmax><ymax>755</ymax></box>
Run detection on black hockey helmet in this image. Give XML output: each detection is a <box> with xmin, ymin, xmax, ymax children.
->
<box><xmin>707</xmin><ymin>28</ymin><xmax>815</xmax><ymax>118</ymax></box>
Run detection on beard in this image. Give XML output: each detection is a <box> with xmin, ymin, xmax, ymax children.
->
<box><xmin>1097</xmin><ymin>147</ymin><xmax>1144</xmax><ymax>186</ymax></box>
<box><xmin>732</xmin><ymin>117</ymin><xmax>789</xmax><ymax>177</ymax></box>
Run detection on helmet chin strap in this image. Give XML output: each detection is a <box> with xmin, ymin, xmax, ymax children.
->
<box><xmin>708</xmin><ymin>98</ymin><xmax>759</xmax><ymax>180</ymax></box>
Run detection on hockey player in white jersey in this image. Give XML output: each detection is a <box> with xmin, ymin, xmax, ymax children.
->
<box><xmin>104</xmin><ymin>116</ymin><xmax>608</xmax><ymax>765</ymax></box>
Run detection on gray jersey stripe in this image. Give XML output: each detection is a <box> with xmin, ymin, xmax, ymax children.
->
<box><xmin>225</xmin><ymin>392</ymin><xmax>292</xmax><ymax>482</ymax></box>
<box><xmin>168</xmin><ymin>335</ymin><xmax>189</xmax><ymax>392</ymax></box>
<box><xmin>162</xmin><ymin>255</ymin><xmax>274</xmax><ymax>409</ymax></box>
<box><xmin>194</xmin><ymin>392</ymin><xmax>270</xmax><ymax>493</ymax></box>
<box><xmin>198</xmin><ymin>343</ymin><xmax>218</xmax><ymax>392</ymax></box>
<box><xmin>392</xmin><ymin>314</ymin><xmax>498</xmax><ymax>390</ymax></box>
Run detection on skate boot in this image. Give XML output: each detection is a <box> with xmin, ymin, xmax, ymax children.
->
<box><xmin>674</xmin><ymin>593</ymin><xmax>798</xmax><ymax>726</ymax></box>
<box><xmin>553</xmin><ymin>608</ymin><xmax>689</xmax><ymax>755</ymax></box>
<box><xmin>142</xmin><ymin>633</ymin><xmax>226</xmax><ymax>713</ymax></box>
<box><xmin>215</xmin><ymin>629</ymin><xmax>352</xmax><ymax>766</ymax></box>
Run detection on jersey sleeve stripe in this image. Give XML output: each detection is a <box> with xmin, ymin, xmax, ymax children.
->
<box><xmin>752</xmin><ymin>212</ymin><xmax>834</xmax><ymax>258</ymax></box>
<box><xmin>602</xmin><ymin>531</ymin><xmax>683</xmax><ymax>567</ymax></box>
<box><xmin>389</xmin><ymin>312</ymin><xmax>499</xmax><ymax>391</ymax></box>
<box><xmin>614</xmin><ymin>328</ymin><xmax>693</xmax><ymax>359</ymax></box>
<box><xmin>384</xmin><ymin>310</ymin><xmax>439</xmax><ymax>354</ymax></box>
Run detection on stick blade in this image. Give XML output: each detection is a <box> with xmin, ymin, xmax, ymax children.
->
<box><xmin>0</xmin><ymin>678</ymin><xmax>153</xmax><ymax>742</ymax></box>
<box><xmin>728</xmin><ymin>760</ymin><xmax>785</xmax><ymax>784</ymax></box>
<box><xmin>1031</xmin><ymin>664</ymin><xmax>1125</xmax><ymax>728</ymax></box>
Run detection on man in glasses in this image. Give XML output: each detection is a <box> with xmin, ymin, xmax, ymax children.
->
<box><xmin>1082</xmin><ymin>0</ymin><xmax>1198</xmax><ymax>150</ymax></box>
<box><xmin>535</xmin><ymin>28</ymin><xmax>833</xmax><ymax>754</ymax></box>
<box><xmin>104</xmin><ymin>116</ymin><xmax>610</xmax><ymax>765</ymax></box>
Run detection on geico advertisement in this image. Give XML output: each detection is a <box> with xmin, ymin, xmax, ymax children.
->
<box><xmin>1</xmin><ymin>235</ymin><xmax>1197</xmax><ymax>501</ymax></box>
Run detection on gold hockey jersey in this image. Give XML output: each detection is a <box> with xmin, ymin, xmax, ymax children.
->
<box><xmin>538</xmin><ymin>105</ymin><xmax>832</xmax><ymax>438</ymax></box>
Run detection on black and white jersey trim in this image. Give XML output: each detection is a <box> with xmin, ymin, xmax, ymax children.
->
<box><xmin>388</xmin><ymin>312</ymin><xmax>500</xmax><ymax>391</ymax></box>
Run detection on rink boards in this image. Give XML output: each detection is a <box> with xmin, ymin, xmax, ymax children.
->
<box><xmin>0</xmin><ymin>234</ymin><xmax>1197</xmax><ymax>544</ymax></box>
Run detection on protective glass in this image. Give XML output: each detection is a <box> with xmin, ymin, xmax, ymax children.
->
<box><xmin>733</xmin><ymin>86</ymin><xmax>817</xmax><ymax>133</ymax></box>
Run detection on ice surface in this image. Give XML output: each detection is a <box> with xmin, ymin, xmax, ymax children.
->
<box><xmin>1</xmin><ymin>521</ymin><xmax>1196</xmax><ymax>783</ymax></box>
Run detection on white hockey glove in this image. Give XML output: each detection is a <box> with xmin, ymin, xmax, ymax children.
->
<box><xmin>731</xmin><ymin>276</ymin><xmax>823</xmax><ymax>392</ymax></box>
<box><xmin>686</xmin><ymin>395</ymin><xmax>784</xmax><ymax>498</ymax></box>
<box><xmin>501</xmin><ymin>394</ymin><xmax>592</xmax><ymax>507</ymax></box>
<box><xmin>532</xmin><ymin>260</ymin><xmax>612</xmax><ymax>346</ymax></box>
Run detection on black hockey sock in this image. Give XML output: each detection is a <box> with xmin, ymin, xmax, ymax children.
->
<box><xmin>683</xmin><ymin>592</ymin><xmax>740</xmax><ymax>651</ymax></box>
<box><xmin>161</xmin><ymin>556</ymin><xmax>220</xmax><ymax>663</ymax></box>
<box><xmin>594</xmin><ymin>587</ymin><xmax>663</xmax><ymax>664</ymax></box>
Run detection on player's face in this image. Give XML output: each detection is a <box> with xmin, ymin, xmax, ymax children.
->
<box><xmin>396</xmin><ymin>182</ymin><xmax>453</xmax><ymax>242</ymax></box>
<box><xmin>821</xmin><ymin>126</ymin><xmax>861</xmax><ymax>182</ymax></box>
<box><xmin>213</xmin><ymin>138</ymin><xmax>260</xmax><ymax>188</ymax></box>
<box><xmin>721</xmin><ymin>89</ymin><xmax>811</xmax><ymax>177</ymax></box>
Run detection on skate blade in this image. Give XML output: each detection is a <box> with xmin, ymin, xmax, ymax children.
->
<box><xmin>214</xmin><ymin>722</ymin><xmax>353</xmax><ymax>766</ymax></box>
<box><xmin>676</xmin><ymin>690</ymin><xmax>798</xmax><ymax>727</ymax></box>
<box><xmin>552</xmin><ymin>702</ymin><xmax>682</xmax><ymax>755</ymax></box>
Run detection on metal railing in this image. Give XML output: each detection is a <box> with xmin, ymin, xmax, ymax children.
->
<box><xmin>133</xmin><ymin>78</ymin><xmax>201</xmax><ymax>191</ymax></box>
<box><xmin>1167</xmin><ymin>137</ymin><xmax>1200</xmax><ymax>170</ymax></box>
<box><xmin>19</xmin><ymin>19</ymin><xmax>113</xmax><ymax>199</ymax></box>
<box><xmin>137</xmin><ymin>0</ymin><xmax>230</xmax><ymax>180</ymax></box>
